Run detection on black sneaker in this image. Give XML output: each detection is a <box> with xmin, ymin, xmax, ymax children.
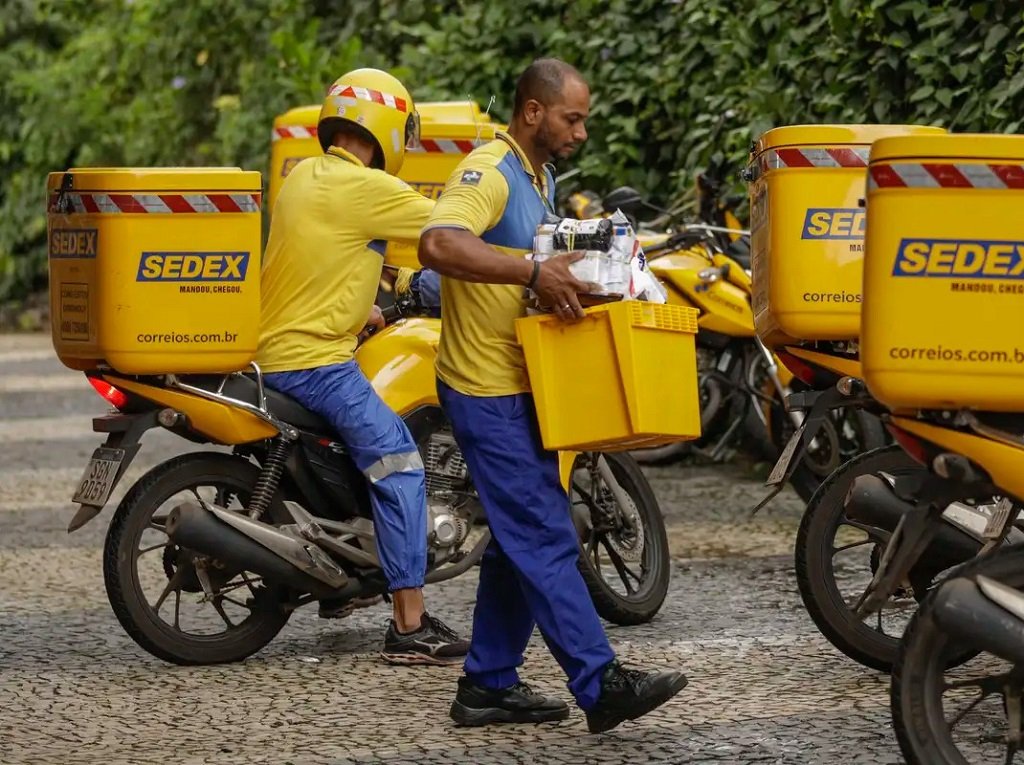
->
<box><xmin>585</xmin><ymin>660</ymin><xmax>689</xmax><ymax>734</ymax></box>
<box><xmin>450</xmin><ymin>676</ymin><xmax>570</xmax><ymax>726</ymax></box>
<box><xmin>380</xmin><ymin>612</ymin><xmax>469</xmax><ymax>666</ymax></box>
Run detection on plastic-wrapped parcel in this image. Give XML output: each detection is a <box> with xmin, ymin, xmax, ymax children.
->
<box><xmin>531</xmin><ymin>210</ymin><xmax>666</xmax><ymax>304</ymax></box>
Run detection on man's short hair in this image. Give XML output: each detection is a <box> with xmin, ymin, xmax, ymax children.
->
<box><xmin>512</xmin><ymin>58</ymin><xmax>585</xmax><ymax>118</ymax></box>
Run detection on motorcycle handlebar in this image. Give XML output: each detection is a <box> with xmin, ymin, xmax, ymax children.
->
<box><xmin>646</xmin><ymin>223</ymin><xmax>749</xmax><ymax>256</ymax></box>
<box><xmin>678</xmin><ymin>222</ymin><xmax>750</xmax><ymax>238</ymax></box>
<box><xmin>381</xmin><ymin>303</ymin><xmax>401</xmax><ymax>324</ymax></box>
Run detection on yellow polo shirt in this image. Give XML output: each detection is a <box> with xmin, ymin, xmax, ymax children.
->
<box><xmin>423</xmin><ymin>132</ymin><xmax>555</xmax><ymax>396</ymax></box>
<box><xmin>256</xmin><ymin>146</ymin><xmax>434</xmax><ymax>372</ymax></box>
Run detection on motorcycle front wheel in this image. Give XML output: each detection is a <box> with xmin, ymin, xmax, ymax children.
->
<box><xmin>891</xmin><ymin>546</ymin><xmax>1024</xmax><ymax>765</ymax></box>
<box><xmin>571</xmin><ymin>452</ymin><xmax>670</xmax><ymax>625</ymax></box>
<box><xmin>103</xmin><ymin>452</ymin><xmax>292</xmax><ymax>666</ymax></box>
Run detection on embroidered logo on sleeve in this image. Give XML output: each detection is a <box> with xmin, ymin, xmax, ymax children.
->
<box><xmin>460</xmin><ymin>170</ymin><xmax>483</xmax><ymax>186</ymax></box>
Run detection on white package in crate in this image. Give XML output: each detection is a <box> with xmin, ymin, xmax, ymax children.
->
<box><xmin>531</xmin><ymin>210</ymin><xmax>665</xmax><ymax>303</ymax></box>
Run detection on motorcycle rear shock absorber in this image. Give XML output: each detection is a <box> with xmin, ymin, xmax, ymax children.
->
<box><xmin>248</xmin><ymin>438</ymin><xmax>293</xmax><ymax>521</ymax></box>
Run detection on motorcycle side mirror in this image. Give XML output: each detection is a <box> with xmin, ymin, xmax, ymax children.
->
<box><xmin>602</xmin><ymin>186</ymin><xmax>645</xmax><ymax>216</ymax></box>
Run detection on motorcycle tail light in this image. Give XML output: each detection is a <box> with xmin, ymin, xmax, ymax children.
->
<box><xmin>775</xmin><ymin>349</ymin><xmax>816</xmax><ymax>386</ymax></box>
<box><xmin>89</xmin><ymin>377</ymin><xmax>129</xmax><ymax>410</ymax></box>
<box><xmin>886</xmin><ymin>423</ymin><xmax>939</xmax><ymax>467</ymax></box>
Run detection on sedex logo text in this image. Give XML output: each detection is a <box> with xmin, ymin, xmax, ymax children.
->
<box><xmin>801</xmin><ymin>208</ymin><xmax>865</xmax><ymax>240</ymax></box>
<box><xmin>136</xmin><ymin>252</ymin><xmax>250</xmax><ymax>282</ymax></box>
<box><xmin>892</xmin><ymin>239</ymin><xmax>1024</xmax><ymax>279</ymax></box>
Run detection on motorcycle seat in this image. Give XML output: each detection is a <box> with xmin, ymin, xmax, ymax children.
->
<box><xmin>182</xmin><ymin>374</ymin><xmax>333</xmax><ymax>434</ymax></box>
<box><xmin>725</xmin><ymin>240</ymin><xmax>751</xmax><ymax>270</ymax></box>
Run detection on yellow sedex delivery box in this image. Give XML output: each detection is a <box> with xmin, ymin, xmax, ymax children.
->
<box><xmin>747</xmin><ymin>124</ymin><xmax>947</xmax><ymax>349</ymax></box>
<box><xmin>46</xmin><ymin>167</ymin><xmax>262</xmax><ymax>375</ymax></box>
<box><xmin>862</xmin><ymin>133</ymin><xmax>1024</xmax><ymax>412</ymax></box>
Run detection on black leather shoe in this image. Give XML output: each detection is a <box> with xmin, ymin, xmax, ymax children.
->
<box><xmin>450</xmin><ymin>676</ymin><xmax>570</xmax><ymax>726</ymax></box>
<box><xmin>585</xmin><ymin>660</ymin><xmax>689</xmax><ymax>734</ymax></box>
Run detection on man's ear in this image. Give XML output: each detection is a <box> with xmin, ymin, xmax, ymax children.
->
<box><xmin>524</xmin><ymin>99</ymin><xmax>544</xmax><ymax>126</ymax></box>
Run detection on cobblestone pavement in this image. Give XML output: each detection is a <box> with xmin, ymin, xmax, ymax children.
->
<box><xmin>0</xmin><ymin>334</ymin><xmax>909</xmax><ymax>765</ymax></box>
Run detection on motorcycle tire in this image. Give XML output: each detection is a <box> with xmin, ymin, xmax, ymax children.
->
<box><xmin>795</xmin><ymin>445</ymin><xmax>926</xmax><ymax>671</ymax></box>
<box><xmin>574</xmin><ymin>452</ymin><xmax>670</xmax><ymax>625</ymax></box>
<box><xmin>103</xmin><ymin>452</ymin><xmax>292</xmax><ymax>666</ymax></box>
<box><xmin>890</xmin><ymin>546</ymin><xmax>1024</xmax><ymax>765</ymax></box>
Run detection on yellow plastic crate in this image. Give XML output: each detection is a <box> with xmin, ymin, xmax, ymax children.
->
<box><xmin>862</xmin><ymin>132</ymin><xmax>1024</xmax><ymax>412</ymax></box>
<box><xmin>747</xmin><ymin>123</ymin><xmax>946</xmax><ymax>349</ymax></box>
<box><xmin>514</xmin><ymin>301</ymin><xmax>701</xmax><ymax>452</ymax></box>
<box><xmin>268</xmin><ymin>101</ymin><xmax>502</xmax><ymax>269</ymax></box>
<box><xmin>46</xmin><ymin>167</ymin><xmax>262</xmax><ymax>375</ymax></box>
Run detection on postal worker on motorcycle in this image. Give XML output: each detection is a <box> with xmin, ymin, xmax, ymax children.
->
<box><xmin>255</xmin><ymin>68</ymin><xmax>468</xmax><ymax>666</ymax></box>
<box><xmin>418</xmin><ymin>57</ymin><xmax>689</xmax><ymax>732</ymax></box>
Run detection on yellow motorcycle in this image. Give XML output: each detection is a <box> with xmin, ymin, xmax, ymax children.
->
<box><xmin>68</xmin><ymin>303</ymin><xmax>670</xmax><ymax>665</ymax></box>
<box><xmin>885</xmin><ymin>414</ymin><xmax>1024</xmax><ymax>764</ymax></box>
<box><xmin>849</xmin><ymin>130</ymin><xmax>1024</xmax><ymax>764</ymax></box>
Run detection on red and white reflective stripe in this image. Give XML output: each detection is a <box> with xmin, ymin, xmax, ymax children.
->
<box><xmin>327</xmin><ymin>84</ymin><xmax>408</xmax><ymax>112</ymax></box>
<box><xmin>272</xmin><ymin>125</ymin><xmax>318</xmax><ymax>141</ymax></box>
<box><xmin>759</xmin><ymin>146</ymin><xmax>870</xmax><ymax>173</ymax></box>
<box><xmin>48</xmin><ymin>192</ymin><xmax>261</xmax><ymax>214</ymax></box>
<box><xmin>868</xmin><ymin>162</ymin><xmax>1024</xmax><ymax>190</ymax></box>
<box><xmin>408</xmin><ymin>138</ymin><xmax>481</xmax><ymax>154</ymax></box>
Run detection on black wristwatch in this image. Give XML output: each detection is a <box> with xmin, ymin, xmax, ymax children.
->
<box><xmin>526</xmin><ymin>260</ymin><xmax>541</xmax><ymax>290</ymax></box>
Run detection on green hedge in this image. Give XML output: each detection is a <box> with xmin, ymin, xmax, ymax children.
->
<box><xmin>2</xmin><ymin>0</ymin><xmax>1022</xmax><ymax>302</ymax></box>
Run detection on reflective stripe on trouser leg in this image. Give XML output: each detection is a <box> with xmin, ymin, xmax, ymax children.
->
<box><xmin>363</xmin><ymin>451</ymin><xmax>424</xmax><ymax>483</ymax></box>
<box><xmin>264</xmin><ymin>362</ymin><xmax>427</xmax><ymax>590</ymax></box>
<box><xmin>437</xmin><ymin>379</ymin><xmax>615</xmax><ymax>709</ymax></box>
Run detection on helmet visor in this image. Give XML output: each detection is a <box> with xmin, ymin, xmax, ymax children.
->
<box><xmin>405</xmin><ymin>110</ymin><xmax>421</xmax><ymax>150</ymax></box>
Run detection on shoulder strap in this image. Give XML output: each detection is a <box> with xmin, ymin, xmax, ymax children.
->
<box><xmin>542</xmin><ymin>163</ymin><xmax>557</xmax><ymax>205</ymax></box>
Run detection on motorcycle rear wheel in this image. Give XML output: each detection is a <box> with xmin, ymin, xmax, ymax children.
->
<box><xmin>103</xmin><ymin>452</ymin><xmax>292</xmax><ymax>666</ymax></box>
<box><xmin>572</xmin><ymin>452</ymin><xmax>670</xmax><ymax>625</ymax></box>
<box><xmin>891</xmin><ymin>546</ymin><xmax>1024</xmax><ymax>764</ymax></box>
<box><xmin>795</xmin><ymin>445</ymin><xmax>927</xmax><ymax>671</ymax></box>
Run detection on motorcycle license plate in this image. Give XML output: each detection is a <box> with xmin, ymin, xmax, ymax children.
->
<box><xmin>71</xmin><ymin>447</ymin><xmax>125</xmax><ymax>507</ymax></box>
<box><xmin>766</xmin><ymin>422</ymin><xmax>806</xmax><ymax>487</ymax></box>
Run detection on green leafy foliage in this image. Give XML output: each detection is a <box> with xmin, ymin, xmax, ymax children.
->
<box><xmin>3</xmin><ymin>0</ymin><xmax>1023</xmax><ymax>302</ymax></box>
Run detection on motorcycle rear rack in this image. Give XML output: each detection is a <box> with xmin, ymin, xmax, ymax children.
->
<box><xmin>164</xmin><ymin>362</ymin><xmax>298</xmax><ymax>440</ymax></box>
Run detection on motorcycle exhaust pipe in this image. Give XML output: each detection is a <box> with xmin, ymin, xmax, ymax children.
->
<box><xmin>933</xmin><ymin>576</ymin><xmax>1024</xmax><ymax>666</ymax></box>
<box><xmin>845</xmin><ymin>474</ymin><xmax>982</xmax><ymax>569</ymax></box>
<box><xmin>165</xmin><ymin>501</ymin><xmax>349</xmax><ymax>598</ymax></box>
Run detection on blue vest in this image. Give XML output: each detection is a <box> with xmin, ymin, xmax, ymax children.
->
<box><xmin>481</xmin><ymin>148</ymin><xmax>556</xmax><ymax>251</ymax></box>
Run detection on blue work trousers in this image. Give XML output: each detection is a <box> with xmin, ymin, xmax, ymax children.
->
<box><xmin>265</xmin><ymin>361</ymin><xmax>427</xmax><ymax>591</ymax></box>
<box><xmin>437</xmin><ymin>379</ymin><xmax>616</xmax><ymax>710</ymax></box>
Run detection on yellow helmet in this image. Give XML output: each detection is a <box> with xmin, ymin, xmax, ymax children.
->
<box><xmin>317</xmin><ymin>68</ymin><xmax>420</xmax><ymax>176</ymax></box>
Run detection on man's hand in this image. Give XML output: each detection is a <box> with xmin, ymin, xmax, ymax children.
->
<box><xmin>357</xmin><ymin>304</ymin><xmax>386</xmax><ymax>343</ymax></box>
<box><xmin>533</xmin><ymin>252</ymin><xmax>596</xmax><ymax>321</ymax></box>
